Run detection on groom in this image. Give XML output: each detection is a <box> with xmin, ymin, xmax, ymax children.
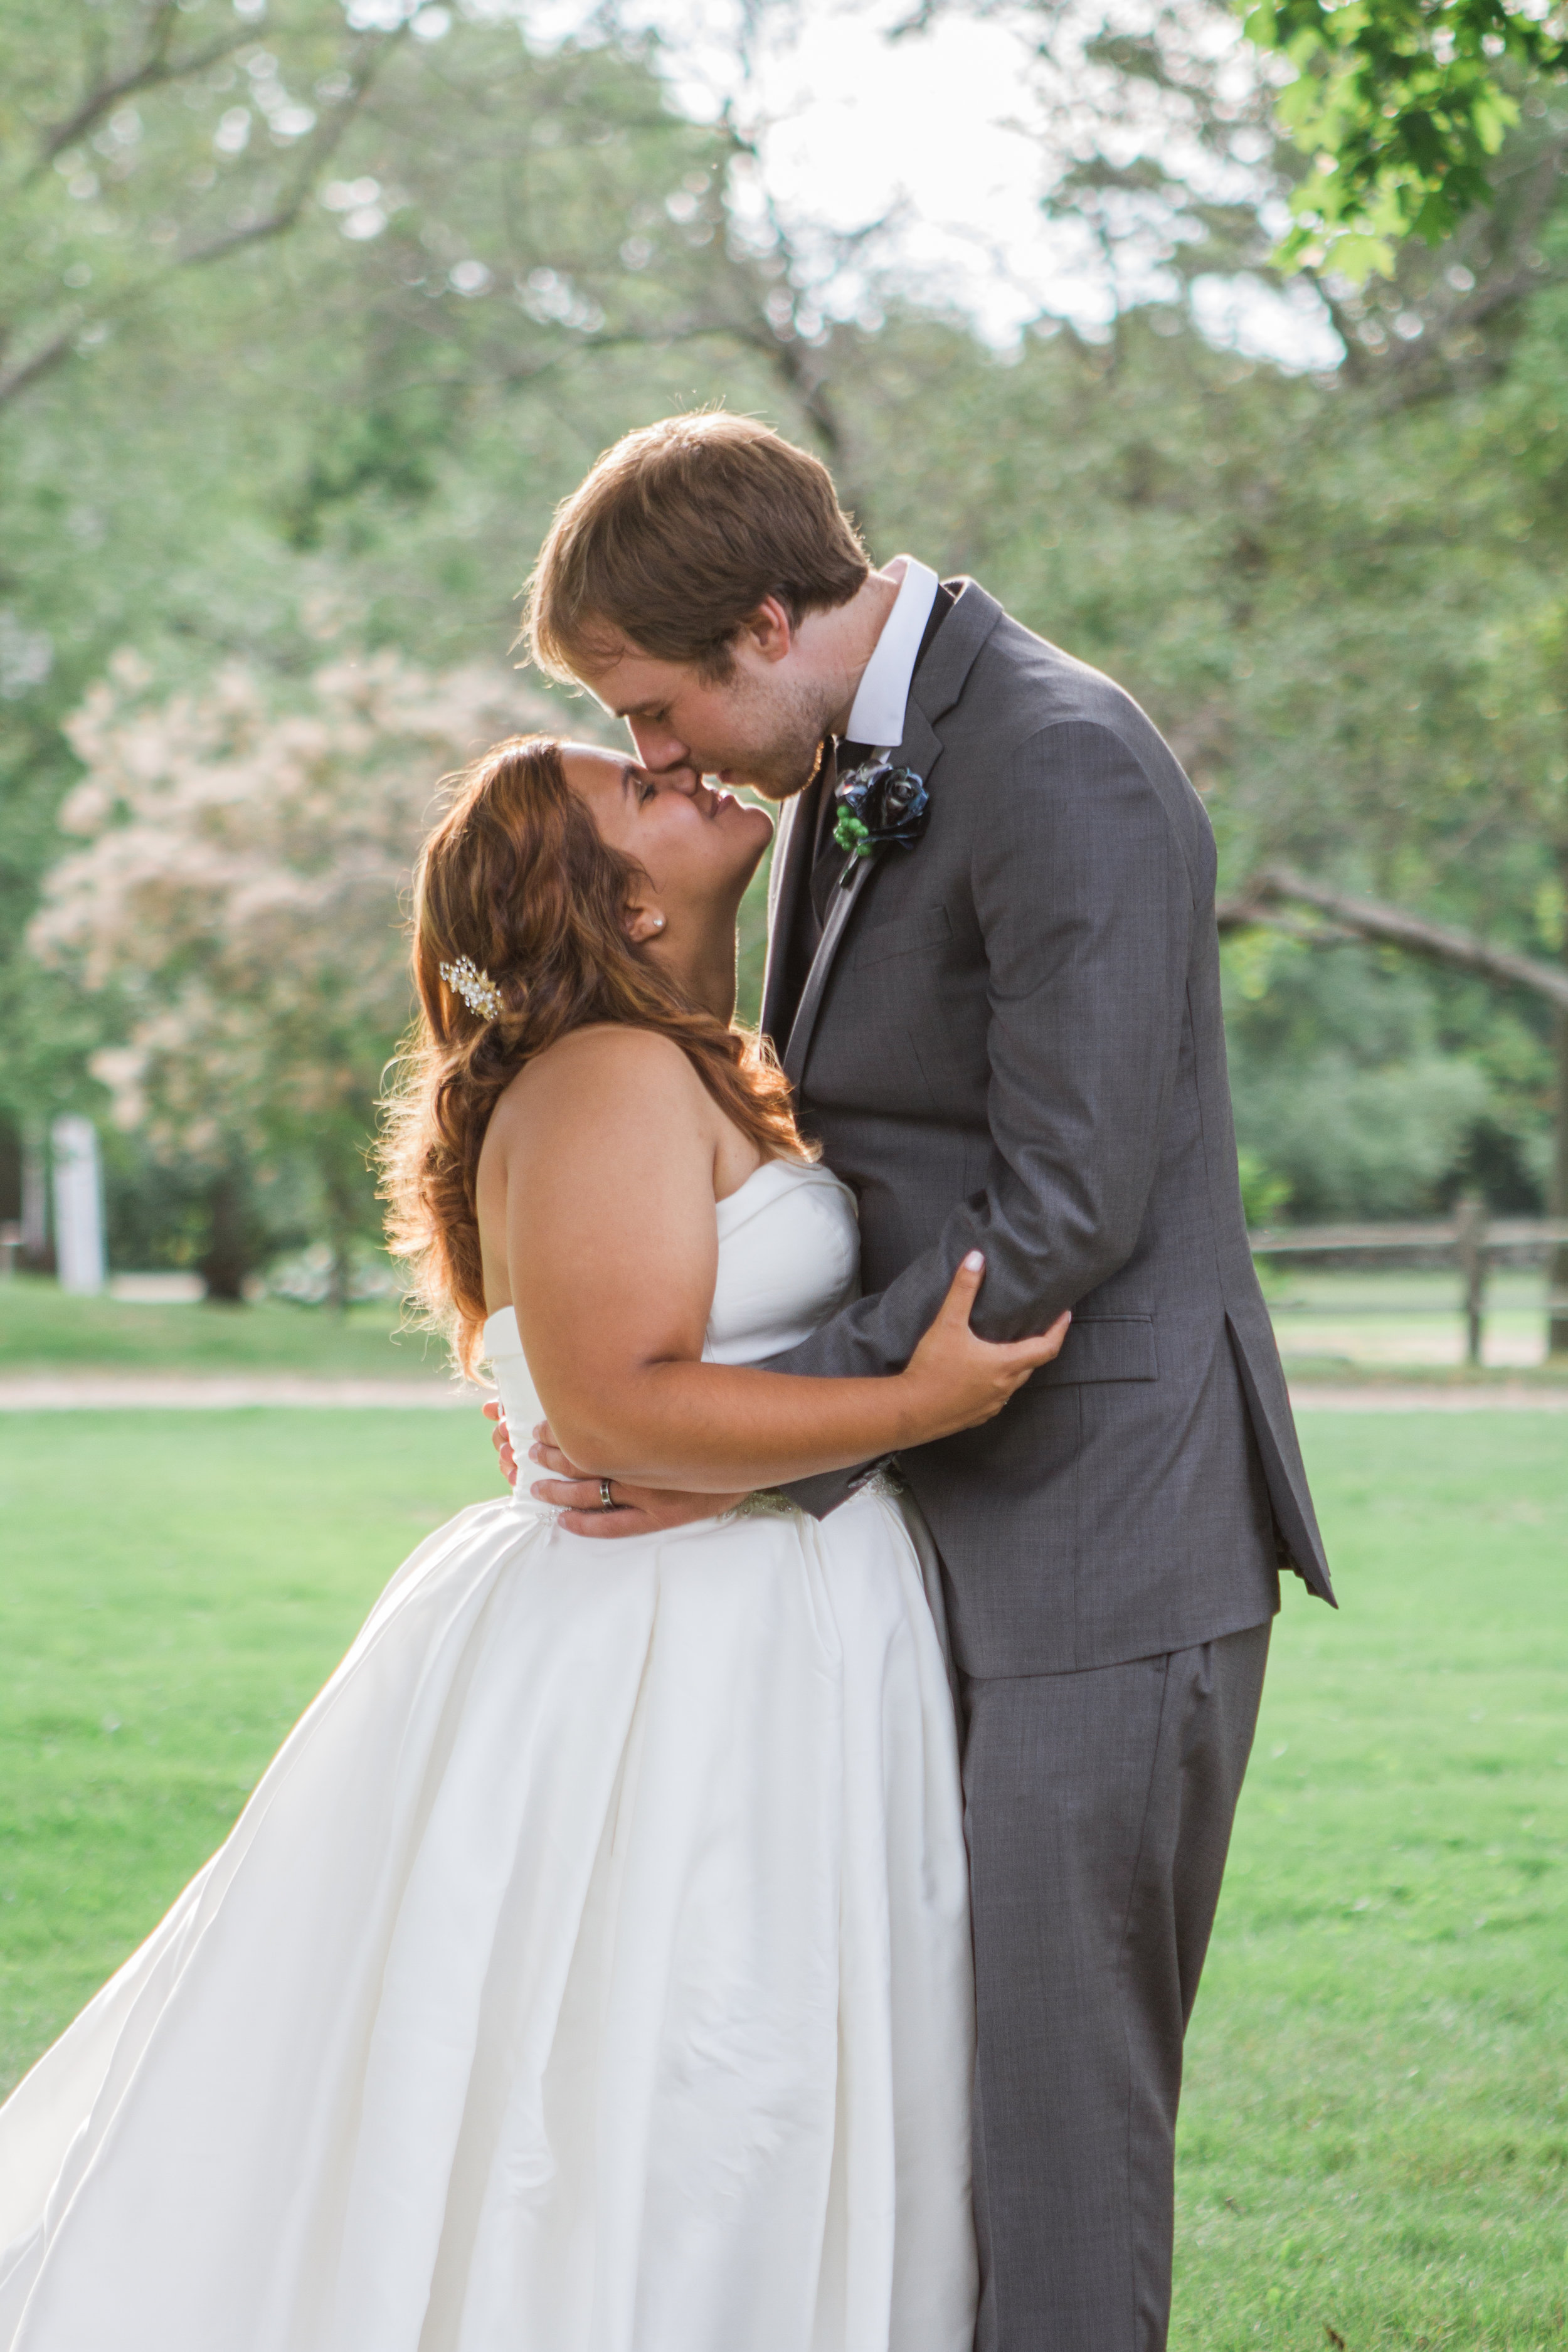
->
<box><xmin>510</xmin><ymin>412</ymin><xmax>1334</xmax><ymax>2350</ymax></box>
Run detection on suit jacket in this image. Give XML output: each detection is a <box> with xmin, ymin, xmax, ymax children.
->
<box><xmin>761</xmin><ymin>580</ymin><xmax>1333</xmax><ymax>1680</ymax></box>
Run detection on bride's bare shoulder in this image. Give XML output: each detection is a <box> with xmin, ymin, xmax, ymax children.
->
<box><xmin>489</xmin><ymin>1023</ymin><xmax>711</xmax><ymax>1149</ymax></box>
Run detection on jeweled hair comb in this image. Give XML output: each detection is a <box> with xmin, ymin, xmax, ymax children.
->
<box><xmin>439</xmin><ymin>955</ymin><xmax>504</xmax><ymax>1022</ymax></box>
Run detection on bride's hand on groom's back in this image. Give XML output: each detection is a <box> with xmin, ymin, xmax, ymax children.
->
<box><xmin>483</xmin><ymin>1400</ymin><xmax>519</xmax><ymax>1487</ymax></box>
<box><xmin>900</xmin><ymin>1253</ymin><xmax>1071</xmax><ymax>1443</ymax></box>
<box><xmin>484</xmin><ymin>1403</ymin><xmax>741</xmax><ymax>1537</ymax></box>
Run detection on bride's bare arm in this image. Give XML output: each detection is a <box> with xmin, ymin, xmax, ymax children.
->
<box><xmin>487</xmin><ymin>1028</ymin><xmax>1067</xmax><ymax>1495</ymax></box>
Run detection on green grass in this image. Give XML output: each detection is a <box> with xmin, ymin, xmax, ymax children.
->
<box><xmin>1175</xmin><ymin>1412</ymin><xmax>1568</xmax><ymax>2350</ymax></box>
<box><xmin>8</xmin><ymin>1259</ymin><xmax>1565</xmax><ymax>1385</ymax></box>
<box><xmin>1268</xmin><ymin>1266</ymin><xmax>1567</xmax><ymax>1379</ymax></box>
<box><xmin>0</xmin><ymin>1411</ymin><xmax>494</xmax><ymax>2079</ymax></box>
<box><xmin>0</xmin><ymin>1276</ymin><xmax>450</xmax><ymax>1377</ymax></box>
<box><xmin>1</xmin><ymin>1410</ymin><xmax>1564</xmax><ymax>2346</ymax></box>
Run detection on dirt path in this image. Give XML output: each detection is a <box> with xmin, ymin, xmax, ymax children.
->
<box><xmin>0</xmin><ymin>1375</ymin><xmax>1562</xmax><ymax>1411</ymax></box>
<box><xmin>0</xmin><ymin>1375</ymin><xmax>483</xmax><ymax>1409</ymax></box>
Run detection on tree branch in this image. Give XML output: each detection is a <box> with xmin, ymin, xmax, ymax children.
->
<box><xmin>0</xmin><ymin>319</ymin><xmax>82</xmax><ymax>411</ymax></box>
<box><xmin>175</xmin><ymin>33</ymin><xmax>397</xmax><ymax>270</ymax></box>
<box><xmin>1221</xmin><ymin>866</ymin><xmax>1568</xmax><ymax>1010</ymax></box>
<box><xmin>33</xmin><ymin>11</ymin><xmax>255</xmax><ymax>176</ymax></box>
<box><xmin>1215</xmin><ymin>899</ymin><xmax>1361</xmax><ymax>948</ymax></box>
<box><xmin>0</xmin><ymin>34</ymin><xmax>400</xmax><ymax>419</ymax></box>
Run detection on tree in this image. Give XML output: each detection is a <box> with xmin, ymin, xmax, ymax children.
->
<box><xmin>0</xmin><ymin>0</ymin><xmax>856</xmax><ymax>1255</ymax></box>
<box><xmin>13</xmin><ymin>4</ymin><xmax>1568</xmax><ymax>1278</ymax></box>
<box><xmin>29</xmin><ymin>647</ymin><xmax>549</xmax><ymax>1298</ymax></box>
<box><xmin>0</xmin><ymin>0</ymin><xmax>410</xmax><ymax>415</ymax></box>
<box><xmin>934</xmin><ymin>0</ymin><xmax>1568</xmax><ymax>314</ymax></box>
<box><xmin>795</xmin><ymin>252</ymin><xmax>1567</xmax><ymax>1213</ymax></box>
<box><xmin>1218</xmin><ymin>866</ymin><xmax>1568</xmax><ymax>1350</ymax></box>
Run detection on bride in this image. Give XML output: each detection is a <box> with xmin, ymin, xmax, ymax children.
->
<box><xmin>0</xmin><ymin>737</ymin><xmax>1067</xmax><ymax>2352</ymax></box>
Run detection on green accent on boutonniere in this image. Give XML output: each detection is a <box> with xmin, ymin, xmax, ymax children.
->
<box><xmin>832</xmin><ymin>809</ymin><xmax>873</xmax><ymax>857</ymax></box>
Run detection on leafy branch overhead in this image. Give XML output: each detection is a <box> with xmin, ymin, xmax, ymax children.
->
<box><xmin>1242</xmin><ymin>0</ymin><xmax>1568</xmax><ymax>275</ymax></box>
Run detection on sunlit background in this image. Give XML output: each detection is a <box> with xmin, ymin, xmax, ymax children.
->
<box><xmin>4</xmin><ymin>0</ymin><xmax>1564</xmax><ymax>1322</ymax></box>
<box><xmin>1</xmin><ymin>6</ymin><xmax>1565</xmax><ymax>2342</ymax></box>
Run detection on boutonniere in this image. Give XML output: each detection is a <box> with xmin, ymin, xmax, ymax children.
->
<box><xmin>832</xmin><ymin>756</ymin><xmax>930</xmax><ymax>880</ymax></box>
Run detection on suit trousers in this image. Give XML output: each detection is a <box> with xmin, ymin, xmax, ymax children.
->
<box><xmin>961</xmin><ymin>1618</ymin><xmax>1271</xmax><ymax>2352</ymax></box>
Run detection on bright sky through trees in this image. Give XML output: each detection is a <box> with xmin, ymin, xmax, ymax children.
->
<box><xmin>523</xmin><ymin>0</ymin><xmax>1347</xmax><ymax>364</ymax></box>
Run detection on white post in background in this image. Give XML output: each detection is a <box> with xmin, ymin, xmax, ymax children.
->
<box><xmin>51</xmin><ymin>1114</ymin><xmax>106</xmax><ymax>1294</ymax></box>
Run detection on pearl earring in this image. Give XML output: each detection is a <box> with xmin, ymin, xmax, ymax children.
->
<box><xmin>653</xmin><ymin>916</ymin><xmax>665</xmax><ymax>931</ymax></box>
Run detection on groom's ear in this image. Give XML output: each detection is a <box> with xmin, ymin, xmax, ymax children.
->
<box><xmin>736</xmin><ymin>596</ymin><xmax>795</xmax><ymax>666</ymax></box>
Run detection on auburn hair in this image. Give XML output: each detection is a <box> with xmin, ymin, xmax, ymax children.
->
<box><xmin>524</xmin><ymin>411</ymin><xmax>869</xmax><ymax>683</ymax></box>
<box><xmin>379</xmin><ymin>735</ymin><xmax>810</xmax><ymax>1377</ymax></box>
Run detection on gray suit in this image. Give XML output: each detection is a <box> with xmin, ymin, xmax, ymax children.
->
<box><xmin>761</xmin><ymin>581</ymin><xmax>1333</xmax><ymax>2349</ymax></box>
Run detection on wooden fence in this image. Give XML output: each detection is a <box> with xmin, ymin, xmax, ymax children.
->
<box><xmin>1249</xmin><ymin>1211</ymin><xmax>1568</xmax><ymax>1367</ymax></box>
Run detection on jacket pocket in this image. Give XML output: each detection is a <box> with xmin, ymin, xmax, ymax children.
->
<box><xmin>1034</xmin><ymin>1314</ymin><xmax>1158</xmax><ymax>1387</ymax></box>
<box><xmin>852</xmin><ymin>903</ymin><xmax>953</xmax><ymax>967</ymax></box>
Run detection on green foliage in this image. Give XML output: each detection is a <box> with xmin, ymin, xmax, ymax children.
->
<box><xmin>1242</xmin><ymin>0</ymin><xmax>1568</xmax><ymax>273</ymax></box>
<box><xmin>1222</xmin><ymin>943</ymin><xmax>1547</xmax><ymax>1216</ymax></box>
<box><xmin>1236</xmin><ymin>1146</ymin><xmax>1293</xmax><ymax>1227</ymax></box>
<box><xmin>0</xmin><ymin>1275</ymin><xmax>436</xmax><ymax>1377</ymax></box>
<box><xmin>829</xmin><ymin>298</ymin><xmax>1565</xmax><ymax>1210</ymax></box>
<box><xmin>0</xmin><ymin>2</ymin><xmax>839</xmax><ymax>1279</ymax></box>
<box><xmin>0</xmin><ymin>0</ymin><xmax>812</xmax><ymax>1157</ymax></box>
<box><xmin>6</xmin><ymin>6</ymin><xmax>1568</xmax><ymax>1256</ymax></box>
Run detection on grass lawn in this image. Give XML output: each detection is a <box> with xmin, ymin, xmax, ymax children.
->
<box><xmin>1266</xmin><ymin>1267</ymin><xmax>1567</xmax><ymax>1380</ymax></box>
<box><xmin>0</xmin><ymin>1276</ymin><xmax>450</xmax><ymax>1379</ymax></box>
<box><xmin>1</xmin><ymin>1409</ymin><xmax>1564</xmax><ymax>2346</ymax></box>
<box><xmin>7</xmin><ymin>1253</ymin><xmax>1565</xmax><ymax>1388</ymax></box>
<box><xmin>1176</xmin><ymin>1411</ymin><xmax>1567</xmax><ymax>2349</ymax></box>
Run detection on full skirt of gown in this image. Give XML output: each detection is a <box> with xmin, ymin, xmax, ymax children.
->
<box><xmin>0</xmin><ymin>1480</ymin><xmax>978</xmax><ymax>2351</ymax></box>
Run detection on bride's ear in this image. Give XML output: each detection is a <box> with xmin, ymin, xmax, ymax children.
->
<box><xmin>624</xmin><ymin>903</ymin><xmax>667</xmax><ymax>946</ymax></box>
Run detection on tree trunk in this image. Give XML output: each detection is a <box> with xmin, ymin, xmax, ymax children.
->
<box><xmin>21</xmin><ymin>1120</ymin><xmax>51</xmax><ymax>1271</ymax></box>
<box><xmin>322</xmin><ymin>1155</ymin><xmax>362</xmax><ymax>1318</ymax></box>
<box><xmin>199</xmin><ymin>1165</ymin><xmax>253</xmax><ymax>1303</ymax></box>
<box><xmin>1550</xmin><ymin>1007</ymin><xmax>1568</xmax><ymax>1359</ymax></box>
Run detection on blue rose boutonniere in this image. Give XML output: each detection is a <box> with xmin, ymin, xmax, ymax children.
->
<box><xmin>832</xmin><ymin>757</ymin><xmax>930</xmax><ymax>880</ymax></box>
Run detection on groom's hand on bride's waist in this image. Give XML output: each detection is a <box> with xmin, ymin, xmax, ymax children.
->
<box><xmin>485</xmin><ymin>1407</ymin><xmax>742</xmax><ymax>1537</ymax></box>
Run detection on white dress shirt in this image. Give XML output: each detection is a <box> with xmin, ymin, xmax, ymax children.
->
<box><xmin>844</xmin><ymin>556</ymin><xmax>940</xmax><ymax>751</ymax></box>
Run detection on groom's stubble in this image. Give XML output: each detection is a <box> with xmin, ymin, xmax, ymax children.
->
<box><xmin>578</xmin><ymin>637</ymin><xmax>837</xmax><ymax>806</ymax></box>
<box><xmin>713</xmin><ymin>666</ymin><xmax>834</xmax><ymax>804</ymax></box>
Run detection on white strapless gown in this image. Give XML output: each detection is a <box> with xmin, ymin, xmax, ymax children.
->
<box><xmin>0</xmin><ymin>1161</ymin><xmax>977</xmax><ymax>2351</ymax></box>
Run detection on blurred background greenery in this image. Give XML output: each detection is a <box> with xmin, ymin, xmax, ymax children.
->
<box><xmin>3</xmin><ymin>0</ymin><xmax>1567</xmax><ymax>1316</ymax></box>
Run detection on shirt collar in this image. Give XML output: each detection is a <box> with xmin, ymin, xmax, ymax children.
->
<box><xmin>844</xmin><ymin>556</ymin><xmax>940</xmax><ymax>751</ymax></box>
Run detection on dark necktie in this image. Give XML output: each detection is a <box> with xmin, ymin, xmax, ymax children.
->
<box><xmin>808</xmin><ymin>737</ymin><xmax>874</xmax><ymax>933</ymax></box>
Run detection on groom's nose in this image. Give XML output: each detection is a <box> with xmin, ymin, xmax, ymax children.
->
<box><xmin>627</xmin><ymin>718</ymin><xmax>690</xmax><ymax>771</ymax></box>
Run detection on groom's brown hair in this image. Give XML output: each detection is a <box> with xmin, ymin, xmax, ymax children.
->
<box><xmin>524</xmin><ymin>413</ymin><xmax>869</xmax><ymax>684</ymax></box>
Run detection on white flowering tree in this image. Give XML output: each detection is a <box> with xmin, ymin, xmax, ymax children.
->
<box><xmin>31</xmin><ymin>647</ymin><xmax>551</xmax><ymax>1299</ymax></box>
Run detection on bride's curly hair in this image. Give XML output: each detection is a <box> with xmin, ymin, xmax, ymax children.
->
<box><xmin>378</xmin><ymin>734</ymin><xmax>810</xmax><ymax>1376</ymax></box>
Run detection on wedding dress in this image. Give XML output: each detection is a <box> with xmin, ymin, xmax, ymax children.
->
<box><xmin>0</xmin><ymin>1159</ymin><xmax>977</xmax><ymax>2351</ymax></box>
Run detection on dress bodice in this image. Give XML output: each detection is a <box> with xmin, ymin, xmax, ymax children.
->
<box><xmin>482</xmin><ymin>1158</ymin><xmax>860</xmax><ymax>1450</ymax></box>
